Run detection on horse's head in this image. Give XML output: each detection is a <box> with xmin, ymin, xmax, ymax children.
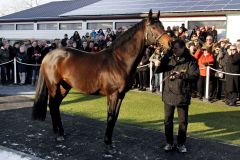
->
<box><xmin>145</xmin><ymin>10</ymin><xmax>172</xmax><ymax>51</ymax></box>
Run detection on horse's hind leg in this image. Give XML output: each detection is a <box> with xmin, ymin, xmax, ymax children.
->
<box><xmin>104</xmin><ymin>92</ymin><xmax>125</xmax><ymax>145</ymax></box>
<box><xmin>49</xmin><ymin>82</ymin><xmax>71</xmax><ymax>141</ymax></box>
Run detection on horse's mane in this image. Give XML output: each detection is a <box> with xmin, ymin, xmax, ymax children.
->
<box><xmin>108</xmin><ymin>19</ymin><xmax>147</xmax><ymax>50</ymax></box>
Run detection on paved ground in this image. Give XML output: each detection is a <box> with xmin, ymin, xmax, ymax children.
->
<box><xmin>0</xmin><ymin>85</ymin><xmax>239</xmax><ymax>160</ymax></box>
<box><xmin>0</xmin><ymin>145</ymin><xmax>42</xmax><ymax>160</ymax></box>
<box><xmin>0</xmin><ymin>84</ymin><xmax>35</xmax><ymax>97</ymax></box>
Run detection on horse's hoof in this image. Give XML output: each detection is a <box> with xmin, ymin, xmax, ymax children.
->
<box><xmin>104</xmin><ymin>144</ymin><xmax>116</xmax><ymax>155</ymax></box>
<box><xmin>104</xmin><ymin>137</ymin><xmax>112</xmax><ymax>145</ymax></box>
<box><xmin>56</xmin><ymin>136</ymin><xmax>65</xmax><ymax>142</ymax></box>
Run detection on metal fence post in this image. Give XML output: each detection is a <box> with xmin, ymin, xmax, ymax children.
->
<box><xmin>149</xmin><ymin>62</ymin><xmax>153</xmax><ymax>91</ymax></box>
<box><xmin>204</xmin><ymin>66</ymin><xmax>210</xmax><ymax>101</ymax></box>
<box><xmin>14</xmin><ymin>57</ymin><xmax>17</xmax><ymax>84</ymax></box>
<box><xmin>159</xmin><ymin>73</ymin><xmax>163</xmax><ymax>93</ymax></box>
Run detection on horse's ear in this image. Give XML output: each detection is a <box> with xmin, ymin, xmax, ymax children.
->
<box><xmin>157</xmin><ymin>10</ymin><xmax>160</xmax><ymax>20</ymax></box>
<box><xmin>148</xmin><ymin>9</ymin><xmax>153</xmax><ymax>21</ymax></box>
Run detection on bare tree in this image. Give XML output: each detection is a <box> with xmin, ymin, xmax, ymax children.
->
<box><xmin>23</xmin><ymin>0</ymin><xmax>41</xmax><ymax>8</ymax></box>
<box><xmin>0</xmin><ymin>0</ymin><xmax>43</xmax><ymax>16</ymax></box>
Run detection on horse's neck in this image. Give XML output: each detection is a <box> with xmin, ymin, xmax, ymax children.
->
<box><xmin>114</xmin><ymin>29</ymin><xmax>145</xmax><ymax>73</ymax></box>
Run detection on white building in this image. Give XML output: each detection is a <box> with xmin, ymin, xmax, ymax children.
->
<box><xmin>0</xmin><ymin>0</ymin><xmax>240</xmax><ymax>43</ymax></box>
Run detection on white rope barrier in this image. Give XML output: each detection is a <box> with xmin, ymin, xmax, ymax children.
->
<box><xmin>16</xmin><ymin>60</ymin><xmax>41</xmax><ymax>66</ymax></box>
<box><xmin>0</xmin><ymin>60</ymin><xmax>13</xmax><ymax>66</ymax></box>
<box><xmin>137</xmin><ymin>64</ymin><xmax>149</xmax><ymax>69</ymax></box>
<box><xmin>0</xmin><ymin>60</ymin><xmax>41</xmax><ymax>67</ymax></box>
<box><xmin>204</xmin><ymin>66</ymin><xmax>240</xmax><ymax>101</ymax></box>
<box><xmin>209</xmin><ymin>67</ymin><xmax>240</xmax><ymax>76</ymax></box>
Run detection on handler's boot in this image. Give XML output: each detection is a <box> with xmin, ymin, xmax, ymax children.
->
<box><xmin>164</xmin><ymin>143</ymin><xmax>174</xmax><ymax>152</ymax></box>
<box><xmin>177</xmin><ymin>144</ymin><xmax>187</xmax><ymax>153</ymax></box>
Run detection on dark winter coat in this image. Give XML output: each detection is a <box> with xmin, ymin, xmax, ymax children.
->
<box><xmin>16</xmin><ymin>51</ymin><xmax>28</xmax><ymax>72</ymax></box>
<box><xmin>27</xmin><ymin>46</ymin><xmax>42</xmax><ymax>64</ymax></box>
<box><xmin>222</xmin><ymin>53</ymin><xmax>240</xmax><ymax>92</ymax></box>
<box><xmin>158</xmin><ymin>50</ymin><xmax>199</xmax><ymax>106</ymax></box>
<box><xmin>70</xmin><ymin>34</ymin><xmax>82</xmax><ymax>48</ymax></box>
<box><xmin>0</xmin><ymin>48</ymin><xmax>10</xmax><ymax>63</ymax></box>
<box><xmin>138</xmin><ymin>52</ymin><xmax>150</xmax><ymax>72</ymax></box>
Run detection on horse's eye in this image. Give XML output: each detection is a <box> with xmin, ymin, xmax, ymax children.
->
<box><xmin>152</xmin><ymin>26</ymin><xmax>156</xmax><ymax>29</ymax></box>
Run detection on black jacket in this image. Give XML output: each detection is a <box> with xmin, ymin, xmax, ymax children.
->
<box><xmin>158</xmin><ymin>50</ymin><xmax>199</xmax><ymax>106</ymax></box>
<box><xmin>0</xmin><ymin>48</ymin><xmax>10</xmax><ymax>63</ymax></box>
<box><xmin>222</xmin><ymin>53</ymin><xmax>240</xmax><ymax>92</ymax></box>
<box><xmin>27</xmin><ymin>46</ymin><xmax>41</xmax><ymax>64</ymax></box>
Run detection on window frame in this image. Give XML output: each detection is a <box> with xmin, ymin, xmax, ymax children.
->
<box><xmin>37</xmin><ymin>23</ymin><xmax>58</xmax><ymax>30</ymax></box>
<box><xmin>87</xmin><ymin>22</ymin><xmax>113</xmax><ymax>30</ymax></box>
<box><xmin>59</xmin><ymin>23</ymin><xmax>82</xmax><ymax>30</ymax></box>
<box><xmin>16</xmin><ymin>23</ymin><xmax>34</xmax><ymax>30</ymax></box>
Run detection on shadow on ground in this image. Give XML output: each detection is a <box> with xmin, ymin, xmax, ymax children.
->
<box><xmin>134</xmin><ymin>110</ymin><xmax>240</xmax><ymax>145</ymax></box>
<box><xmin>0</xmin><ymin>106</ymin><xmax>239</xmax><ymax>160</ymax></box>
<box><xmin>61</xmin><ymin>93</ymin><xmax>102</xmax><ymax>106</ymax></box>
<box><xmin>189</xmin><ymin>111</ymin><xmax>240</xmax><ymax>142</ymax></box>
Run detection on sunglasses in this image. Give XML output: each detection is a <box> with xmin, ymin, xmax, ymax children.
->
<box><xmin>230</xmin><ymin>49</ymin><xmax>237</xmax><ymax>51</ymax></box>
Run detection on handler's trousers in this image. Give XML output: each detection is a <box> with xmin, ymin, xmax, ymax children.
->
<box><xmin>164</xmin><ymin>104</ymin><xmax>189</xmax><ymax>145</ymax></box>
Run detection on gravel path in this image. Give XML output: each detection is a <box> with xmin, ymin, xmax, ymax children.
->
<box><xmin>0</xmin><ymin>85</ymin><xmax>239</xmax><ymax>160</ymax></box>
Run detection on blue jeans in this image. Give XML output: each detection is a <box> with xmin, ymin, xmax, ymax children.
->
<box><xmin>154</xmin><ymin>73</ymin><xmax>160</xmax><ymax>89</ymax></box>
<box><xmin>31</xmin><ymin>65</ymin><xmax>40</xmax><ymax>84</ymax></box>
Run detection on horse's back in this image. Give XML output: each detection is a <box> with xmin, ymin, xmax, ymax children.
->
<box><xmin>42</xmin><ymin>48</ymin><xmax>109</xmax><ymax>94</ymax></box>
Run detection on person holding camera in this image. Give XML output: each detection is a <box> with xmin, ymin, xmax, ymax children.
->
<box><xmin>156</xmin><ymin>39</ymin><xmax>199</xmax><ymax>153</ymax></box>
<box><xmin>194</xmin><ymin>46</ymin><xmax>215</xmax><ymax>100</ymax></box>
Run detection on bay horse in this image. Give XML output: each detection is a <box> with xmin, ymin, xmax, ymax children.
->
<box><xmin>32</xmin><ymin>10</ymin><xmax>172</xmax><ymax>145</ymax></box>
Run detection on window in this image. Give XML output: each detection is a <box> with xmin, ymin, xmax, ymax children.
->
<box><xmin>87</xmin><ymin>22</ymin><xmax>112</xmax><ymax>30</ymax></box>
<box><xmin>0</xmin><ymin>24</ymin><xmax>15</xmax><ymax>30</ymax></box>
<box><xmin>59</xmin><ymin>23</ymin><xmax>82</xmax><ymax>30</ymax></box>
<box><xmin>16</xmin><ymin>24</ymin><xmax>34</xmax><ymax>30</ymax></box>
<box><xmin>188</xmin><ymin>20</ymin><xmax>227</xmax><ymax>30</ymax></box>
<box><xmin>188</xmin><ymin>20</ymin><xmax>227</xmax><ymax>40</ymax></box>
<box><xmin>115</xmin><ymin>22</ymin><xmax>137</xmax><ymax>29</ymax></box>
<box><xmin>37</xmin><ymin>23</ymin><xmax>58</xmax><ymax>30</ymax></box>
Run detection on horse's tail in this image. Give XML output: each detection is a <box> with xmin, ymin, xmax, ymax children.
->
<box><xmin>32</xmin><ymin>69</ymin><xmax>48</xmax><ymax>121</ymax></box>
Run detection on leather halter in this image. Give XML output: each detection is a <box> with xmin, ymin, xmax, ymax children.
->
<box><xmin>145</xmin><ymin>23</ymin><xmax>167</xmax><ymax>45</ymax></box>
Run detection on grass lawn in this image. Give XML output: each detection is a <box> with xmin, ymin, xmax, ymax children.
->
<box><xmin>61</xmin><ymin>90</ymin><xmax>240</xmax><ymax>146</ymax></box>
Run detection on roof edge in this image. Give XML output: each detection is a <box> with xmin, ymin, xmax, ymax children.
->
<box><xmin>0</xmin><ymin>10</ymin><xmax>240</xmax><ymax>23</ymax></box>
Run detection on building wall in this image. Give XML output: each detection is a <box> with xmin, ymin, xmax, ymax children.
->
<box><xmin>0</xmin><ymin>16</ymin><xmax>229</xmax><ymax>42</ymax></box>
<box><xmin>226</xmin><ymin>14</ymin><xmax>240</xmax><ymax>43</ymax></box>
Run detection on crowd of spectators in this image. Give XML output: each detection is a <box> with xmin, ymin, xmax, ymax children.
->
<box><xmin>0</xmin><ymin>27</ymin><xmax>120</xmax><ymax>86</ymax></box>
<box><xmin>0</xmin><ymin>24</ymin><xmax>239</xmax><ymax>106</ymax></box>
<box><xmin>0</xmin><ymin>39</ymin><xmax>54</xmax><ymax>85</ymax></box>
<box><xmin>137</xmin><ymin>23</ymin><xmax>240</xmax><ymax>107</ymax></box>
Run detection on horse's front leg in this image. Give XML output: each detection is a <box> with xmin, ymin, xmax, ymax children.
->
<box><xmin>104</xmin><ymin>92</ymin><xmax>125</xmax><ymax>145</ymax></box>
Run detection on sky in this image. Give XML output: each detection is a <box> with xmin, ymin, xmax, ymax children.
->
<box><xmin>0</xmin><ymin>0</ymin><xmax>67</xmax><ymax>16</ymax></box>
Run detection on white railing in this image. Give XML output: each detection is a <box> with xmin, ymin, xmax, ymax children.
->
<box><xmin>1</xmin><ymin>59</ymin><xmax>239</xmax><ymax>101</ymax></box>
<box><xmin>149</xmin><ymin>63</ymin><xmax>240</xmax><ymax>101</ymax></box>
<box><xmin>0</xmin><ymin>57</ymin><xmax>41</xmax><ymax>84</ymax></box>
<box><xmin>204</xmin><ymin>66</ymin><xmax>240</xmax><ymax>101</ymax></box>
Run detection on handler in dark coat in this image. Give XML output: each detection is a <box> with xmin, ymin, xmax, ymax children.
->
<box><xmin>222</xmin><ymin>45</ymin><xmax>240</xmax><ymax>106</ymax></box>
<box><xmin>157</xmin><ymin>39</ymin><xmax>199</xmax><ymax>153</ymax></box>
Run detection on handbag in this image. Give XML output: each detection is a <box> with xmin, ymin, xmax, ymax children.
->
<box><xmin>215</xmin><ymin>68</ymin><xmax>224</xmax><ymax>79</ymax></box>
